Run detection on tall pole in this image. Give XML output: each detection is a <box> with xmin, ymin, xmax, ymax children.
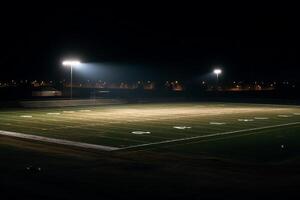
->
<box><xmin>70</xmin><ymin>65</ymin><xmax>73</xmax><ymax>99</ymax></box>
<box><xmin>63</xmin><ymin>60</ymin><xmax>80</xmax><ymax>99</ymax></box>
<box><xmin>216</xmin><ymin>73</ymin><xmax>220</xmax><ymax>91</ymax></box>
<box><xmin>213</xmin><ymin>69</ymin><xmax>222</xmax><ymax>91</ymax></box>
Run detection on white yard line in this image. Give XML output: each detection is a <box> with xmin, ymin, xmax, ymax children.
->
<box><xmin>119</xmin><ymin>121</ymin><xmax>300</xmax><ymax>150</ymax></box>
<box><xmin>63</xmin><ymin>111</ymin><xmax>75</xmax><ymax>113</ymax></box>
<box><xmin>238</xmin><ymin>119</ymin><xmax>254</xmax><ymax>122</ymax></box>
<box><xmin>132</xmin><ymin>131</ymin><xmax>151</xmax><ymax>135</ymax></box>
<box><xmin>209</xmin><ymin>122</ymin><xmax>226</xmax><ymax>125</ymax></box>
<box><xmin>277</xmin><ymin>115</ymin><xmax>292</xmax><ymax>118</ymax></box>
<box><xmin>254</xmin><ymin>117</ymin><xmax>269</xmax><ymax>120</ymax></box>
<box><xmin>0</xmin><ymin>130</ymin><xmax>119</xmax><ymax>151</ymax></box>
<box><xmin>173</xmin><ymin>126</ymin><xmax>192</xmax><ymax>129</ymax></box>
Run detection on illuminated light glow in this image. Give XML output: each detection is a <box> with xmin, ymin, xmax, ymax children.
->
<box><xmin>209</xmin><ymin>122</ymin><xmax>226</xmax><ymax>125</ymax></box>
<box><xmin>254</xmin><ymin>117</ymin><xmax>269</xmax><ymax>120</ymax></box>
<box><xmin>238</xmin><ymin>119</ymin><xmax>254</xmax><ymax>122</ymax></box>
<box><xmin>47</xmin><ymin>113</ymin><xmax>61</xmax><ymax>115</ymax></box>
<box><xmin>62</xmin><ymin>60</ymin><xmax>81</xmax><ymax>66</ymax></box>
<box><xmin>131</xmin><ymin>131</ymin><xmax>151</xmax><ymax>135</ymax></box>
<box><xmin>20</xmin><ymin>115</ymin><xmax>32</xmax><ymax>118</ymax></box>
<box><xmin>173</xmin><ymin>126</ymin><xmax>191</xmax><ymax>130</ymax></box>
<box><xmin>213</xmin><ymin>69</ymin><xmax>222</xmax><ymax>75</ymax></box>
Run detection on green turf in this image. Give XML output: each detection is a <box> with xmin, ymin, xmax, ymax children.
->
<box><xmin>1</xmin><ymin>102</ymin><xmax>300</xmax><ymax>199</ymax></box>
<box><xmin>0</xmin><ymin>102</ymin><xmax>300</xmax><ymax>154</ymax></box>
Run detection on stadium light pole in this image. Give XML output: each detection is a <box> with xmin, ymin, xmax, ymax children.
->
<box><xmin>213</xmin><ymin>69</ymin><xmax>222</xmax><ymax>82</ymax></box>
<box><xmin>62</xmin><ymin>60</ymin><xmax>81</xmax><ymax>99</ymax></box>
<box><xmin>213</xmin><ymin>69</ymin><xmax>222</xmax><ymax>90</ymax></box>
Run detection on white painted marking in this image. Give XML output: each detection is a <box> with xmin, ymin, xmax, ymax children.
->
<box><xmin>132</xmin><ymin>131</ymin><xmax>151</xmax><ymax>135</ymax></box>
<box><xmin>20</xmin><ymin>115</ymin><xmax>32</xmax><ymax>118</ymax></box>
<box><xmin>278</xmin><ymin>115</ymin><xmax>292</xmax><ymax>118</ymax></box>
<box><xmin>0</xmin><ymin>130</ymin><xmax>119</xmax><ymax>151</ymax></box>
<box><xmin>254</xmin><ymin>117</ymin><xmax>269</xmax><ymax>120</ymax></box>
<box><xmin>238</xmin><ymin>119</ymin><xmax>254</xmax><ymax>122</ymax></box>
<box><xmin>293</xmin><ymin>113</ymin><xmax>300</xmax><ymax>115</ymax></box>
<box><xmin>47</xmin><ymin>113</ymin><xmax>60</xmax><ymax>115</ymax></box>
<box><xmin>173</xmin><ymin>126</ymin><xmax>192</xmax><ymax>130</ymax></box>
<box><xmin>120</xmin><ymin>122</ymin><xmax>300</xmax><ymax>150</ymax></box>
<box><xmin>63</xmin><ymin>111</ymin><xmax>75</xmax><ymax>113</ymax></box>
<box><xmin>79</xmin><ymin>110</ymin><xmax>91</xmax><ymax>112</ymax></box>
<box><xmin>209</xmin><ymin>122</ymin><xmax>226</xmax><ymax>125</ymax></box>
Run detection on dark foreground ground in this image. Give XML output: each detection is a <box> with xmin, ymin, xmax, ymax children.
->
<box><xmin>1</xmin><ymin>133</ymin><xmax>300</xmax><ymax>200</ymax></box>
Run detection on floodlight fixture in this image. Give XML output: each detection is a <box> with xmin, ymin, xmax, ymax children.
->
<box><xmin>62</xmin><ymin>60</ymin><xmax>81</xmax><ymax>67</ymax></box>
<box><xmin>213</xmin><ymin>69</ymin><xmax>222</xmax><ymax>75</ymax></box>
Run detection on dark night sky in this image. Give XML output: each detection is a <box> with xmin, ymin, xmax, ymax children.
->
<box><xmin>0</xmin><ymin>5</ymin><xmax>299</xmax><ymax>82</ymax></box>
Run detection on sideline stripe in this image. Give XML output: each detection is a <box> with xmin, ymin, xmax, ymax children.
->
<box><xmin>119</xmin><ymin>122</ymin><xmax>300</xmax><ymax>150</ymax></box>
<box><xmin>0</xmin><ymin>130</ymin><xmax>119</xmax><ymax>151</ymax></box>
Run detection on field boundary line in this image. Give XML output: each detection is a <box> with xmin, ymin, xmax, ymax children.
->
<box><xmin>0</xmin><ymin>130</ymin><xmax>119</xmax><ymax>151</ymax></box>
<box><xmin>119</xmin><ymin>121</ymin><xmax>300</xmax><ymax>150</ymax></box>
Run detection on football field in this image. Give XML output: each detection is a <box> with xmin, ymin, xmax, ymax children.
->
<box><xmin>1</xmin><ymin>102</ymin><xmax>300</xmax><ymax>155</ymax></box>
